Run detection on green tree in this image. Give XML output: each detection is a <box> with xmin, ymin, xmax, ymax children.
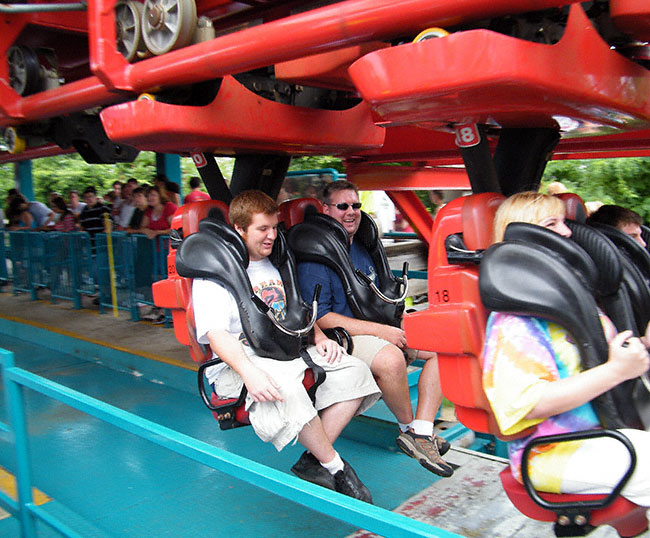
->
<box><xmin>541</xmin><ymin>157</ymin><xmax>650</xmax><ymax>221</ymax></box>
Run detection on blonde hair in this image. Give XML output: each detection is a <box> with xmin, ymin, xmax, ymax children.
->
<box><xmin>546</xmin><ymin>181</ymin><xmax>567</xmax><ymax>195</ymax></box>
<box><xmin>492</xmin><ymin>191</ymin><xmax>565</xmax><ymax>243</ymax></box>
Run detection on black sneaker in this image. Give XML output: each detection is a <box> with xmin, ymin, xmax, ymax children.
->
<box><xmin>396</xmin><ymin>429</ymin><xmax>454</xmax><ymax>477</ymax></box>
<box><xmin>333</xmin><ymin>461</ymin><xmax>373</xmax><ymax>504</ymax></box>
<box><xmin>290</xmin><ymin>451</ymin><xmax>335</xmax><ymax>490</ymax></box>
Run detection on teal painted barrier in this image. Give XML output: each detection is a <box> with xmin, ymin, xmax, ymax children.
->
<box><xmin>2</xmin><ymin>231</ymin><xmax>169</xmax><ymax>321</ymax></box>
<box><xmin>0</xmin><ymin>346</ymin><xmax>464</xmax><ymax>538</ymax></box>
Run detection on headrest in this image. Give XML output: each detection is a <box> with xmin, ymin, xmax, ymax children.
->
<box><xmin>171</xmin><ymin>200</ymin><xmax>229</xmax><ymax>237</ymax></box>
<box><xmin>304</xmin><ymin>212</ymin><xmax>350</xmax><ymax>247</ymax></box>
<box><xmin>278</xmin><ymin>197</ymin><xmax>323</xmax><ymax>229</ymax></box>
<box><xmin>355</xmin><ymin>212</ymin><xmax>380</xmax><ymax>253</ymax></box>
<box><xmin>556</xmin><ymin>192</ymin><xmax>587</xmax><ymax>223</ymax></box>
<box><xmin>460</xmin><ymin>192</ymin><xmax>505</xmax><ymax>250</ymax></box>
<box><xmin>565</xmin><ymin>221</ymin><xmax>622</xmax><ymax>298</ymax></box>
<box><xmin>504</xmin><ymin>223</ymin><xmax>598</xmax><ymax>293</ymax></box>
<box><xmin>177</xmin><ymin>217</ymin><xmax>249</xmax><ymax>277</ymax></box>
<box><xmin>590</xmin><ymin>222</ymin><xmax>650</xmax><ymax>280</ymax></box>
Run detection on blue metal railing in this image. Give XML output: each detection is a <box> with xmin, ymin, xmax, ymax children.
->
<box><xmin>0</xmin><ymin>347</ymin><xmax>462</xmax><ymax>538</ymax></box>
<box><xmin>1</xmin><ymin>231</ymin><xmax>170</xmax><ymax>321</ymax></box>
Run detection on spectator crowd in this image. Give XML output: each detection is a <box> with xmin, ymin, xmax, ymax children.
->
<box><xmin>2</xmin><ymin>174</ymin><xmax>210</xmax><ymax>237</ymax></box>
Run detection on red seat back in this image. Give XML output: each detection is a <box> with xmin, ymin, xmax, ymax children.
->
<box><xmin>278</xmin><ymin>197</ymin><xmax>323</xmax><ymax>229</ymax></box>
<box><xmin>153</xmin><ymin>200</ymin><xmax>229</xmax><ymax>365</ymax></box>
<box><xmin>404</xmin><ymin>192</ymin><xmax>506</xmax><ymax>436</ymax></box>
<box><xmin>556</xmin><ymin>192</ymin><xmax>587</xmax><ymax>223</ymax></box>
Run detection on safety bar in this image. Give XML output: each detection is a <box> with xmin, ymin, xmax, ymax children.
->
<box><xmin>356</xmin><ymin>262</ymin><xmax>409</xmax><ymax>304</ymax></box>
<box><xmin>252</xmin><ymin>284</ymin><xmax>321</xmax><ymax>338</ymax></box>
<box><xmin>521</xmin><ymin>429</ymin><xmax>636</xmax><ymax>513</ymax></box>
<box><xmin>0</xmin><ymin>347</ymin><xmax>461</xmax><ymax>538</ymax></box>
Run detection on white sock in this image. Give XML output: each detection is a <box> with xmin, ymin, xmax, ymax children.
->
<box><xmin>411</xmin><ymin>419</ymin><xmax>434</xmax><ymax>437</ymax></box>
<box><xmin>398</xmin><ymin>421</ymin><xmax>413</xmax><ymax>433</ymax></box>
<box><xmin>320</xmin><ymin>452</ymin><xmax>345</xmax><ymax>475</ymax></box>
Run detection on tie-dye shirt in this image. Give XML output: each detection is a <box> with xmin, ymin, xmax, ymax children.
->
<box><xmin>482</xmin><ymin>312</ymin><xmax>616</xmax><ymax>493</ymax></box>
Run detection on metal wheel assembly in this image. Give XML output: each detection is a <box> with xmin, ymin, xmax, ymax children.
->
<box><xmin>4</xmin><ymin>127</ymin><xmax>26</xmax><ymax>154</ymax></box>
<box><xmin>413</xmin><ymin>27</ymin><xmax>449</xmax><ymax>42</ymax></box>
<box><xmin>7</xmin><ymin>45</ymin><xmax>41</xmax><ymax>96</ymax></box>
<box><xmin>142</xmin><ymin>0</ymin><xmax>197</xmax><ymax>55</ymax></box>
<box><xmin>116</xmin><ymin>0</ymin><xmax>146</xmax><ymax>62</ymax></box>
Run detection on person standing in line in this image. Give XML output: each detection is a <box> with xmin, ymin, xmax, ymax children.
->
<box><xmin>183</xmin><ymin>177</ymin><xmax>211</xmax><ymax>204</ymax></box>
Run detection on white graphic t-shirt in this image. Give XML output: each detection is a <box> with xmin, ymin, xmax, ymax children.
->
<box><xmin>193</xmin><ymin>258</ymin><xmax>286</xmax><ymax>384</ymax></box>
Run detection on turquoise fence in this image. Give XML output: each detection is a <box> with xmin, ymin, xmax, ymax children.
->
<box><xmin>3</xmin><ymin>231</ymin><xmax>169</xmax><ymax>321</ymax></box>
<box><xmin>0</xmin><ymin>347</ymin><xmax>461</xmax><ymax>538</ymax></box>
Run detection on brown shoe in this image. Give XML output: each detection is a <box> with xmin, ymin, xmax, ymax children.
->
<box><xmin>396</xmin><ymin>429</ymin><xmax>454</xmax><ymax>477</ymax></box>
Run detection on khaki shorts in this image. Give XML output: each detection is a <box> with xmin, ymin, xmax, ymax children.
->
<box><xmin>351</xmin><ymin>335</ymin><xmax>419</xmax><ymax>366</ymax></box>
<box><xmin>213</xmin><ymin>346</ymin><xmax>380</xmax><ymax>451</ymax></box>
<box><xmin>351</xmin><ymin>335</ymin><xmax>394</xmax><ymax>367</ymax></box>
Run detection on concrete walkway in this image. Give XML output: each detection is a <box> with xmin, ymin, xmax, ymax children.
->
<box><xmin>0</xmin><ymin>288</ymin><xmax>194</xmax><ymax>371</ymax></box>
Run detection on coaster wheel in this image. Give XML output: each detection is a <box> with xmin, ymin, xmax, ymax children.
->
<box><xmin>142</xmin><ymin>0</ymin><xmax>196</xmax><ymax>55</ymax></box>
<box><xmin>115</xmin><ymin>0</ymin><xmax>146</xmax><ymax>62</ymax></box>
<box><xmin>7</xmin><ymin>45</ymin><xmax>41</xmax><ymax>96</ymax></box>
<box><xmin>4</xmin><ymin>127</ymin><xmax>26</xmax><ymax>154</ymax></box>
<box><xmin>413</xmin><ymin>27</ymin><xmax>449</xmax><ymax>43</ymax></box>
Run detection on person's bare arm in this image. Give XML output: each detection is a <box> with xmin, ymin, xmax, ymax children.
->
<box><xmin>318</xmin><ymin>311</ymin><xmax>407</xmax><ymax>349</ymax></box>
<box><xmin>206</xmin><ymin>328</ymin><xmax>283</xmax><ymax>403</ymax></box>
<box><xmin>526</xmin><ymin>330</ymin><xmax>649</xmax><ymax>419</ymax></box>
<box><xmin>312</xmin><ymin>323</ymin><xmax>343</xmax><ymax>363</ymax></box>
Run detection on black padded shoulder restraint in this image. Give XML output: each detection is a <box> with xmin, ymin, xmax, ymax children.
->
<box><xmin>480</xmin><ymin>223</ymin><xmax>625</xmax><ymax>430</ymax></box>
<box><xmin>176</xmin><ymin>216</ymin><xmax>314</xmax><ymax>362</ymax></box>
<box><xmin>287</xmin><ymin>211</ymin><xmax>405</xmax><ymax>327</ymax></box>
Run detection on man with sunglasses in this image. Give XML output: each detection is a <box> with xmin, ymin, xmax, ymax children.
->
<box><xmin>296</xmin><ymin>181</ymin><xmax>453</xmax><ymax>478</ymax></box>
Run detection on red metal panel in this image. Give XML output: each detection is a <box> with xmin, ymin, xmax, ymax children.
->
<box><xmin>0</xmin><ymin>144</ymin><xmax>74</xmax><ymax>163</ymax></box>
<box><xmin>611</xmin><ymin>0</ymin><xmax>650</xmax><ymax>41</ymax></box>
<box><xmin>99</xmin><ymin>76</ymin><xmax>385</xmax><ymax>154</ymax></box>
<box><xmin>90</xmin><ymin>0</ymin><xmax>584</xmax><ymax>93</ymax></box>
<box><xmin>275</xmin><ymin>42</ymin><xmax>389</xmax><ymax>91</ymax></box>
<box><xmin>348</xmin><ymin>5</ymin><xmax>650</xmax><ymax>133</ymax></box>
<box><xmin>403</xmin><ymin>193</ymin><xmax>508</xmax><ymax>436</ymax></box>
<box><xmin>347</xmin><ymin>163</ymin><xmax>470</xmax><ymax>190</ymax></box>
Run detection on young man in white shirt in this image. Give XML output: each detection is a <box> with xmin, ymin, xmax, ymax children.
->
<box><xmin>192</xmin><ymin>190</ymin><xmax>380</xmax><ymax>502</ymax></box>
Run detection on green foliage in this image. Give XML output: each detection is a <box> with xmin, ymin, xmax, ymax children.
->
<box><xmin>289</xmin><ymin>156</ymin><xmax>344</xmax><ymax>174</ymax></box>
<box><xmin>0</xmin><ymin>164</ymin><xmax>14</xmax><ymax>197</ymax></box>
<box><xmin>0</xmin><ymin>153</ymin><xmax>238</xmax><ymax>204</ymax></box>
<box><xmin>2</xmin><ymin>150</ymin><xmax>650</xmax><ymax>224</ymax></box>
<box><xmin>30</xmin><ymin>153</ymin><xmax>160</xmax><ymax>202</ymax></box>
<box><xmin>541</xmin><ymin>157</ymin><xmax>650</xmax><ymax>221</ymax></box>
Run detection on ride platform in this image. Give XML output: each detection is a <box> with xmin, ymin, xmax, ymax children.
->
<box><xmin>0</xmin><ymin>290</ymin><xmax>643</xmax><ymax>537</ymax></box>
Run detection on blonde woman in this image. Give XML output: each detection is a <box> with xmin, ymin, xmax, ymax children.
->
<box><xmin>483</xmin><ymin>191</ymin><xmax>650</xmax><ymax>506</ymax></box>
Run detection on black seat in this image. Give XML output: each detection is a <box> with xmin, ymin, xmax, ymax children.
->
<box><xmin>287</xmin><ymin>211</ymin><xmax>407</xmax><ymax>327</ymax></box>
<box><xmin>479</xmin><ymin>222</ymin><xmax>648</xmax><ymax>536</ymax></box>
<box><xmin>177</xmin><ymin>216</ymin><xmax>319</xmax><ymax>361</ymax></box>
<box><xmin>480</xmin><ymin>223</ymin><xmax>623</xmax><ymax>430</ymax></box>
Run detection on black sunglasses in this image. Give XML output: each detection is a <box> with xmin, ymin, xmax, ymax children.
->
<box><xmin>326</xmin><ymin>202</ymin><xmax>362</xmax><ymax>211</ymax></box>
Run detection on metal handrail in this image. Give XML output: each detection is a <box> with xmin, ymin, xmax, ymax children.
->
<box><xmin>0</xmin><ymin>347</ymin><xmax>462</xmax><ymax>538</ymax></box>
